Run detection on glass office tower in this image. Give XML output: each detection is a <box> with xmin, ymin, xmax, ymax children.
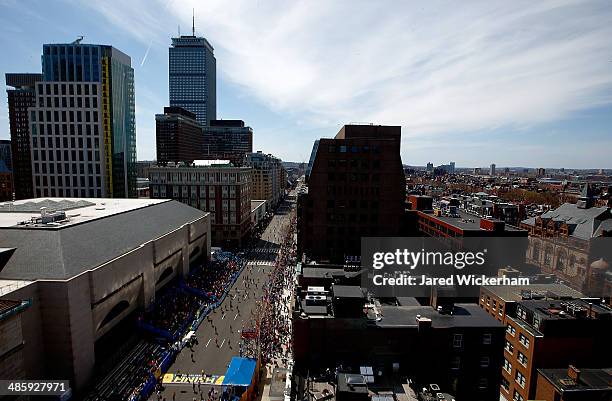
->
<box><xmin>169</xmin><ymin>33</ymin><xmax>216</xmax><ymax>127</ymax></box>
<box><xmin>32</xmin><ymin>41</ymin><xmax>137</xmax><ymax>198</ymax></box>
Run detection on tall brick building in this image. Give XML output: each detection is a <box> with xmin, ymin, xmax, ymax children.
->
<box><xmin>155</xmin><ymin>107</ymin><xmax>203</xmax><ymax>164</ymax></box>
<box><xmin>202</xmin><ymin>120</ymin><xmax>253</xmax><ymax>167</ymax></box>
<box><xmin>298</xmin><ymin>124</ymin><xmax>405</xmax><ymax>263</ymax></box>
<box><xmin>479</xmin><ymin>286</ymin><xmax>612</xmax><ymax>401</ymax></box>
<box><xmin>5</xmin><ymin>73</ymin><xmax>42</xmax><ymax>200</ymax></box>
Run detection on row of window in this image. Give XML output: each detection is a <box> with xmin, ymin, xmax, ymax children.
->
<box><xmin>32</xmin><ymin>123</ymin><xmax>100</xmax><ymax>138</ymax></box>
<box><xmin>33</xmin><ymin>136</ymin><xmax>99</xmax><ymax>149</ymax></box>
<box><xmin>328</xmin><ymin>145</ymin><xmax>381</xmax><ymax>154</ymax></box>
<box><xmin>450</xmin><ymin>355</ymin><xmax>491</xmax><ymax>369</ymax></box>
<box><xmin>37</xmin><ymin>83</ymin><xmax>98</xmax><ymax>96</ymax></box>
<box><xmin>328</xmin><ymin>159</ymin><xmax>381</xmax><ymax>169</ymax></box>
<box><xmin>452</xmin><ymin>333</ymin><xmax>493</xmax><ymax>348</ymax></box>
<box><xmin>151</xmin><ymin>171</ymin><xmax>249</xmax><ymax>184</ymax></box>
<box><xmin>34</xmin><ymin>162</ymin><xmax>101</xmax><ymax>175</ymax></box>
<box><xmin>33</xmin><ymin>149</ymin><xmax>100</xmax><ymax>163</ymax></box>
<box><xmin>35</xmin><ymin>175</ymin><xmax>101</xmax><ymax>189</ymax></box>
<box><xmin>36</xmin><ymin>96</ymin><xmax>99</xmax><ymax>110</ymax></box>
<box><xmin>482</xmin><ymin>295</ymin><xmax>505</xmax><ymax>317</ymax></box>
<box><xmin>327</xmin><ymin>172</ymin><xmax>381</xmax><ymax>182</ymax></box>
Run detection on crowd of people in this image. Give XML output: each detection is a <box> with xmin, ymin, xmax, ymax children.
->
<box><xmin>85</xmin><ymin>341</ymin><xmax>164</xmax><ymax>401</ymax></box>
<box><xmin>139</xmin><ymin>253</ymin><xmax>245</xmax><ymax>339</ymax></box>
<box><xmin>253</xmin><ymin>214</ymin><xmax>297</xmax><ymax>366</ymax></box>
<box><xmin>184</xmin><ymin>253</ymin><xmax>243</xmax><ymax>301</ymax></box>
<box><xmin>140</xmin><ymin>289</ymin><xmax>202</xmax><ymax>337</ymax></box>
<box><xmin>86</xmin><ymin>197</ymin><xmax>296</xmax><ymax>401</ymax></box>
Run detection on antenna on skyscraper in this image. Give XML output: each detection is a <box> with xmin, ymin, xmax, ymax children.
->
<box><xmin>178</xmin><ymin>25</ymin><xmax>181</xmax><ymax>36</ymax></box>
<box><xmin>192</xmin><ymin>8</ymin><xmax>195</xmax><ymax>36</ymax></box>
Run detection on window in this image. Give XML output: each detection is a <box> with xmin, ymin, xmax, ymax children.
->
<box><xmin>512</xmin><ymin>390</ymin><xmax>524</xmax><ymax>401</ymax></box>
<box><xmin>453</xmin><ymin>334</ymin><xmax>463</xmax><ymax>348</ymax></box>
<box><xmin>451</xmin><ymin>356</ymin><xmax>460</xmax><ymax>370</ymax></box>
<box><xmin>515</xmin><ymin>371</ymin><xmax>526</xmax><ymax>388</ymax></box>
<box><xmin>483</xmin><ymin>333</ymin><xmax>492</xmax><ymax>345</ymax></box>
<box><xmin>505</xmin><ymin>341</ymin><xmax>514</xmax><ymax>355</ymax></box>
<box><xmin>478</xmin><ymin>378</ymin><xmax>488</xmax><ymax>390</ymax></box>
<box><xmin>519</xmin><ymin>333</ymin><xmax>530</xmax><ymax>349</ymax></box>
<box><xmin>503</xmin><ymin>358</ymin><xmax>512</xmax><ymax>374</ymax></box>
<box><xmin>480</xmin><ymin>356</ymin><xmax>490</xmax><ymax>367</ymax></box>
<box><xmin>507</xmin><ymin>324</ymin><xmax>516</xmax><ymax>336</ymax></box>
<box><xmin>517</xmin><ymin>351</ymin><xmax>528</xmax><ymax>367</ymax></box>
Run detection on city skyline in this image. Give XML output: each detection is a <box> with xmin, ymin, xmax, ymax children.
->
<box><xmin>1</xmin><ymin>0</ymin><xmax>612</xmax><ymax>168</ymax></box>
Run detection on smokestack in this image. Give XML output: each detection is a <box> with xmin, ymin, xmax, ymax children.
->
<box><xmin>568</xmin><ymin>365</ymin><xmax>581</xmax><ymax>383</ymax></box>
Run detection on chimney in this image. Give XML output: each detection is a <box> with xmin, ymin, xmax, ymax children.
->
<box><xmin>416</xmin><ymin>316</ymin><xmax>432</xmax><ymax>332</ymax></box>
<box><xmin>568</xmin><ymin>365</ymin><xmax>581</xmax><ymax>383</ymax></box>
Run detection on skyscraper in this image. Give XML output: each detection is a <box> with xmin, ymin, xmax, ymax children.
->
<box><xmin>169</xmin><ymin>18</ymin><xmax>216</xmax><ymax>126</ymax></box>
<box><xmin>490</xmin><ymin>163</ymin><xmax>496</xmax><ymax>176</ymax></box>
<box><xmin>6</xmin><ymin>73</ymin><xmax>42</xmax><ymax>199</ymax></box>
<box><xmin>29</xmin><ymin>41</ymin><xmax>136</xmax><ymax>198</ymax></box>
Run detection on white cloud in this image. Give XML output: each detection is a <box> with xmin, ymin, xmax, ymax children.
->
<box><xmin>82</xmin><ymin>0</ymin><xmax>612</xmax><ymax>164</ymax></box>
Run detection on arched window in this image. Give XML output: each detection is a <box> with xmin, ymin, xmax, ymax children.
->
<box><xmin>533</xmin><ymin>242</ymin><xmax>540</xmax><ymax>261</ymax></box>
<box><xmin>99</xmin><ymin>300</ymin><xmax>129</xmax><ymax>329</ymax></box>
<box><xmin>544</xmin><ymin>246</ymin><xmax>553</xmax><ymax>266</ymax></box>
<box><xmin>190</xmin><ymin>246</ymin><xmax>200</xmax><ymax>259</ymax></box>
<box><xmin>156</xmin><ymin>266</ymin><xmax>173</xmax><ymax>284</ymax></box>
<box><xmin>556</xmin><ymin>250</ymin><xmax>566</xmax><ymax>271</ymax></box>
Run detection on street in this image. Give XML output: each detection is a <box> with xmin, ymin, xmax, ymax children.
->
<box><xmin>151</xmin><ymin>195</ymin><xmax>296</xmax><ymax>401</ymax></box>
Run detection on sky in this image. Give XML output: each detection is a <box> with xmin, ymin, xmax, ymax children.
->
<box><xmin>1</xmin><ymin>0</ymin><xmax>611</xmax><ymax>169</ymax></box>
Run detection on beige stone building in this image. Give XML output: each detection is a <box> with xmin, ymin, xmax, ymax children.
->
<box><xmin>0</xmin><ymin>198</ymin><xmax>211</xmax><ymax>391</ymax></box>
<box><xmin>245</xmin><ymin>151</ymin><xmax>286</xmax><ymax>211</ymax></box>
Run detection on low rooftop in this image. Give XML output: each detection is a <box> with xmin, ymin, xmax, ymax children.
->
<box><xmin>0</xmin><ymin>199</ymin><xmax>208</xmax><ymax>280</ymax></box>
<box><xmin>517</xmin><ymin>298</ymin><xmax>612</xmax><ymax>322</ymax></box>
<box><xmin>483</xmin><ymin>283</ymin><xmax>584</xmax><ymax>302</ymax></box>
<box><xmin>0</xmin><ymin>198</ymin><xmax>167</xmax><ymax>228</ymax></box>
<box><xmin>377</xmin><ymin>303</ymin><xmax>503</xmax><ymax>329</ymax></box>
<box><xmin>538</xmin><ymin>367</ymin><xmax>612</xmax><ymax>394</ymax></box>
<box><xmin>420</xmin><ymin>210</ymin><xmax>524</xmax><ymax>232</ymax></box>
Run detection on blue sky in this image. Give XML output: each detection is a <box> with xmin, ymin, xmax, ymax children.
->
<box><xmin>1</xmin><ymin>0</ymin><xmax>611</xmax><ymax>168</ymax></box>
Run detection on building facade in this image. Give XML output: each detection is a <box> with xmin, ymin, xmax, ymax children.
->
<box><xmin>245</xmin><ymin>151</ymin><xmax>285</xmax><ymax>210</ymax></box>
<box><xmin>479</xmin><ymin>287</ymin><xmax>612</xmax><ymax>401</ymax></box>
<box><xmin>28</xmin><ymin>42</ymin><xmax>137</xmax><ymax>198</ymax></box>
<box><xmin>0</xmin><ymin>198</ymin><xmax>210</xmax><ymax>391</ymax></box>
<box><xmin>0</xmin><ymin>298</ymin><xmax>30</xmax><ymax>388</ymax></box>
<box><xmin>0</xmin><ymin>161</ymin><xmax>12</xmax><ymax>201</ymax></box>
<box><xmin>535</xmin><ymin>366</ymin><xmax>612</xmax><ymax>401</ymax></box>
<box><xmin>202</xmin><ymin>120</ymin><xmax>253</xmax><ymax>166</ymax></box>
<box><xmin>156</xmin><ymin>107</ymin><xmax>203</xmax><ymax>164</ymax></box>
<box><xmin>6</xmin><ymin>73</ymin><xmax>42</xmax><ymax>200</ymax></box>
<box><xmin>520</xmin><ymin>185</ymin><xmax>612</xmax><ymax>295</ymax></box>
<box><xmin>0</xmin><ymin>139</ymin><xmax>12</xmax><ymax>172</ymax></box>
<box><xmin>298</xmin><ymin>124</ymin><xmax>406</xmax><ymax>263</ymax></box>
<box><xmin>169</xmin><ymin>32</ymin><xmax>216</xmax><ymax>126</ymax></box>
<box><xmin>149</xmin><ymin>161</ymin><xmax>252</xmax><ymax>247</ymax></box>
<box><xmin>293</xmin><ymin>270</ymin><xmax>505</xmax><ymax>401</ymax></box>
